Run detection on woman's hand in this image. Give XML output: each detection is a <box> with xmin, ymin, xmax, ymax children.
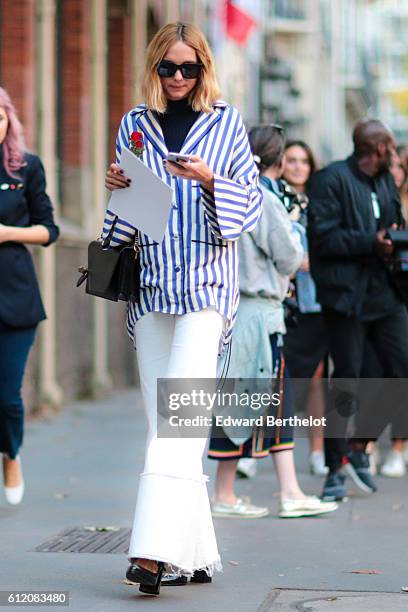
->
<box><xmin>288</xmin><ymin>205</ymin><xmax>301</xmax><ymax>222</ymax></box>
<box><xmin>164</xmin><ymin>155</ymin><xmax>214</xmax><ymax>193</ymax></box>
<box><xmin>299</xmin><ymin>254</ymin><xmax>310</xmax><ymax>273</ymax></box>
<box><xmin>105</xmin><ymin>163</ymin><xmax>131</xmax><ymax>191</ymax></box>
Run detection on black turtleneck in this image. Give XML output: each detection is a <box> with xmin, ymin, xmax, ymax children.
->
<box><xmin>156</xmin><ymin>97</ymin><xmax>200</xmax><ymax>153</ymax></box>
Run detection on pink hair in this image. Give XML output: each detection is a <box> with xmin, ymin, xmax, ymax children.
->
<box><xmin>0</xmin><ymin>87</ymin><xmax>26</xmax><ymax>178</ymax></box>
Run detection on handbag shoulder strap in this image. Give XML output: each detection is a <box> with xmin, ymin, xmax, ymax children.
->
<box><xmin>100</xmin><ymin>215</ymin><xmax>117</xmax><ymax>247</ymax></box>
<box><xmin>101</xmin><ymin>216</ymin><xmax>141</xmax><ymax>251</ymax></box>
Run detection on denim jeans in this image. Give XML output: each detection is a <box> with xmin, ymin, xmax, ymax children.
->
<box><xmin>0</xmin><ymin>322</ymin><xmax>37</xmax><ymax>459</ymax></box>
<box><xmin>129</xmin><ymin>309</ymin><xmax>223</xmax><ymax>576</ymax></box>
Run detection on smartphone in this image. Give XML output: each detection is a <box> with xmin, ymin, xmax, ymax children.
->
<box><xmin>166</xmin><ymin>153</ymin><xmax>191</xmax><ymax>166</ymax></box>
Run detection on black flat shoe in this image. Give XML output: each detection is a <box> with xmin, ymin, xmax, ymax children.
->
<box><xmin>162</xmin><ymin>569</ymin><xmax>212</xmax><ymax>586</ymax></box>
<box><xmin>191</xmin><ymin>569</ymin><xmax>212</xmax><ymax>583</ymax></box>
<box><xmin>126</xmin><ymin>562</ymin><xmax>165</xmax><ymax>596</ymax></box>
<box><xmin>161</xmin><ymin>574</ymin><xmax>188</xmax><ymax>586</ymax></box>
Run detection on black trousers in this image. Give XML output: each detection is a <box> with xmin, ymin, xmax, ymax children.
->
<box><xmin>322</xmin><ymin>304</ymin><xmax>408</xmax><ymax>471</ymax></box>
<box><xmin>356</xmin><ymin>337</ymin><xmax>408</xmax><ymax>441</ymax></box>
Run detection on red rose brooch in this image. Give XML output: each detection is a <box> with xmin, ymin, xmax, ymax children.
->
<box><xmin>129</xmin><ymin>131</ymin><xmax>144</xmax><ymax>158</ymax></box>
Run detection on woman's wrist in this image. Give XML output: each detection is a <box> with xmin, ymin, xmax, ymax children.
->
<box><xmin>200</xmin><ymin>171</ymin><xmax>214</xmax><ymax>194</ymax></box>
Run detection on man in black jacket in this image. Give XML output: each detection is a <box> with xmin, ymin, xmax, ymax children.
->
<box><xmin>308</xmin><ymin>119</ymin><xmax>408</xmax><ymax>501</ymax></box>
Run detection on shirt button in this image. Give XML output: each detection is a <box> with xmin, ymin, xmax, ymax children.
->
<box><xmin>173</xmin><ymin>234</ymin><xmax>179</xmax><ymax>240</ymax></box>
<box><xmin>175</xmin><ymin>266</ymin><xmax>181</xmax><ymax>272</ymax></box>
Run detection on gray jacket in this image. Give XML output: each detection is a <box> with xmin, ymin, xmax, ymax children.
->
<box><xmin>238</xmin><ymin>183</ymin><xmax>304</xmax><ymax>332</ymax></box>
<box><xmin>216</xmin><ymin>184</ymin><xmax>304</xmax><ymax>444</ymax></box>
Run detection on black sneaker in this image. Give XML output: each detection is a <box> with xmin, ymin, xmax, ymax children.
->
<box><xmin>344</xmin><ymin>451</ymin><xmax>377</xmax><ymax>493</ymax></box>
<box><xmin>321</xmin><ymin>471</ymin><xmax>347</xmax><ymax>502</ymax></box>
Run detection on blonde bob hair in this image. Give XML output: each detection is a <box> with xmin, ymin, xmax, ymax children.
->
<box><xmin>142</xmin><ymin>22</ymin><xmax>221</xmax><ymax>114</ymax></box>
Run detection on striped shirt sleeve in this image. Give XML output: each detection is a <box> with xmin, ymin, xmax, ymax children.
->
<box><xmin>201</xmin><ymin>112</ymin><xmax>263</xmax><ymax>241</ymax></box>
<box><xmin>101</xmin><ymin>113</ymin><xmax>136</xmax><ymax>247</ymax></box>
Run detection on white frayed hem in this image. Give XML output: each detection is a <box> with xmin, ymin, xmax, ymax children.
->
<box><xmin>139</xmin><ymin>471</ymin><xmax>210</xmax><ymax>484</ymax></box>
<box><xmin>127</xmin><ymin>553</ymin><xmax>223</xmax><ymax>577</ymax></box>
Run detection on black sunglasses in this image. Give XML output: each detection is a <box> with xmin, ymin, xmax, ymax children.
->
<box><xmin>157</xmin><ymin>60</ymin><xmax>203</xmax><ymax>79</ymax></box>
<box><xmin>269</xmin><ymin>123</ymin><xmax>284</xmax><ymax>133</ymax></box>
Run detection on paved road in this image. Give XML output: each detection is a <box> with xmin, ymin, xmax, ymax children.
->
<box><xmin>0</xmin><ymin>389</ymin><xmax>407</xmax><ymax>611</ymax></box>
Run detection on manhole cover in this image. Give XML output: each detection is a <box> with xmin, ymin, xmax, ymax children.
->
<box><xmin>32</xmin><ymin>527</ymin><xmax>131</xmax><ymax>554</ymax></box>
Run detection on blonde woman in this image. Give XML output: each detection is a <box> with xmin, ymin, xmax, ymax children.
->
<box><xmin>103</xmin><ymin>22</ymin><xmax>262</xmax><ymax>596</ymax></box>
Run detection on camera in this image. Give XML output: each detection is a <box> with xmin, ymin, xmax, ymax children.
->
<box><xmin>279</xmin><ymin>179</ymin><xmax>308</xmax><ymax>216</ymax></box>
<box><xmin>385</xmin><ymin>229</ymin><xmax>408</xmax><ymax>303</ymax></box>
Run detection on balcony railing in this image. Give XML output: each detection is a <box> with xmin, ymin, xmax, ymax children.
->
<box><xmin>264</xmin><ymin>0</ymin><xmax>314</xmax><ymax>33</ymax></box>
<box><xmin>272</xmin><ymin>0</ymin><xmax>306</xmax><ymax>20</ymax></box>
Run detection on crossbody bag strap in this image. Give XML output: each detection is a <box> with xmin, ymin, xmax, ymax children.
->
<box><xmin>134</xmin><ymin>229</ymin><xmax>141</xmax><ymax>254</ymax></box>
<box><xmin>101</xmin><ymin>217</ymin><xmax>141</xmax><ymax>255</ymax></box>
<box><xmin>100</xmin><ymin>215</ymin><xmax>117</xmax><ymax>247</ymax></box>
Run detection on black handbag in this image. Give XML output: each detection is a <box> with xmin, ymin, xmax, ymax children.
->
<box><xmin>283</xmin><ymin>280</ymin><xmax>300</xmax><ymax>328</ymax></box>
<box><xmin>76</xmin><ymin>223</ymin><xmax>141</xmax><ymax>303</ymax></box>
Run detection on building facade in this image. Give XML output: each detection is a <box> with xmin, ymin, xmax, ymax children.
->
<box><xmin>0</xmin><ymin>0</ymin><xmax>209</xmax><ymax>411</ymax></box>
<box><xmin>259</xmin><ymin>0</ymin><xmax>377</xmax><ymax>161</ymax></box>
<box><xmin>367</xmin><ymin>0</ymin><xmax>408</xmax><ymax>143</ymax></box>
<box><xmin>1</xmin><ymin>0</ymin><xmax>403</xmax><ymax>411</ymax></box>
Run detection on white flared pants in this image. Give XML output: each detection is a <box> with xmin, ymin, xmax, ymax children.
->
<box><xmin>128</xmin><ymin>308</ymin><xmax>223</xmax><ymax>575</ymax></box>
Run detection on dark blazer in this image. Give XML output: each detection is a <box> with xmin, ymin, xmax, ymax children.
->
<box><xmin>0</xmin><ymin>150</ymin><xmax>59</xmax><ymax>328</ymax></box>
<box><xmin>307</xmin><ymin>155</ymin><xmax>402</xmax><ymax>318</ymax></box>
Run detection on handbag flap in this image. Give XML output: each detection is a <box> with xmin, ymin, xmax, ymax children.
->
<box><xmin>86</xmin><ymin>241</ymin><xmax>121</xmax><ymax>299</ymax></box>
<box><xmin>117</xmin><ymin>245</ymin><xmax>141</xmax><ymax>303</ymax></box>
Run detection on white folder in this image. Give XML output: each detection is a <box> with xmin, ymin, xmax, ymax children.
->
<box><xmin>108</xmin><ymin>147</ymin><xmax>173</xmax><ymax>244</ymax></box>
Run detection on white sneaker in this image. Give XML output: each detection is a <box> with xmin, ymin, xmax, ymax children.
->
<box><xmin>212</xmin><ymin>496</ymin><xmax>269</xmax><ymax>519</ymax></box>
<box><xmin>236</xmin><ymin>458</ymin><xmax>257</xmax><ymax>479</ymax></box>
<box><xmin>279</xmin><ymin>495</ymin><xmax>338</xmax><ymax>518</ymax></box>
<box><xmin>380</xmin><ymin>450</ymin><xmax>406</xmax><ymax>478</ymax></box>
<box><xmin>309</xmin><ymin>451</ymin><xmax>329</xmax><ymax>476</ymax></box>
<box><xmin>3</xmin><ymin>455</ymin><xmax>25</xmax><ymax>505</ymax></box>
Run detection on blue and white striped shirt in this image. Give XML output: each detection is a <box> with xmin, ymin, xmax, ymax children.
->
<box><xmin>102</xmin><ymin>100</ymin><xmax>263</xmax><ymax>351</ymax></box>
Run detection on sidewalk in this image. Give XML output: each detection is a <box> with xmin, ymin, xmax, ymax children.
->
<box><xmin>0</xmin><ymin>389</ymin><xmax>407</xmax><ymax>611</ymax></box>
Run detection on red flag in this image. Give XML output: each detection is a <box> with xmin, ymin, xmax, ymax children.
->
<box><xmin>225</xmin><ymin>1</ymin><xmax>257</xmax><ymax>46</ymax></box>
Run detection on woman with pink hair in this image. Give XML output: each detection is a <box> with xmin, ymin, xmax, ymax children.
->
<box><xmin>0</xmin><ymin>87</ymin><xmax>59</xmax><ymax>505</ymax></box>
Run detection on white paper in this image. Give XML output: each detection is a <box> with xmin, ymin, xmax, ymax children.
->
<box><xmin>108</xmin><ymin>147</ymin><xmax>173</xmax><ymax>244</ymax></box>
